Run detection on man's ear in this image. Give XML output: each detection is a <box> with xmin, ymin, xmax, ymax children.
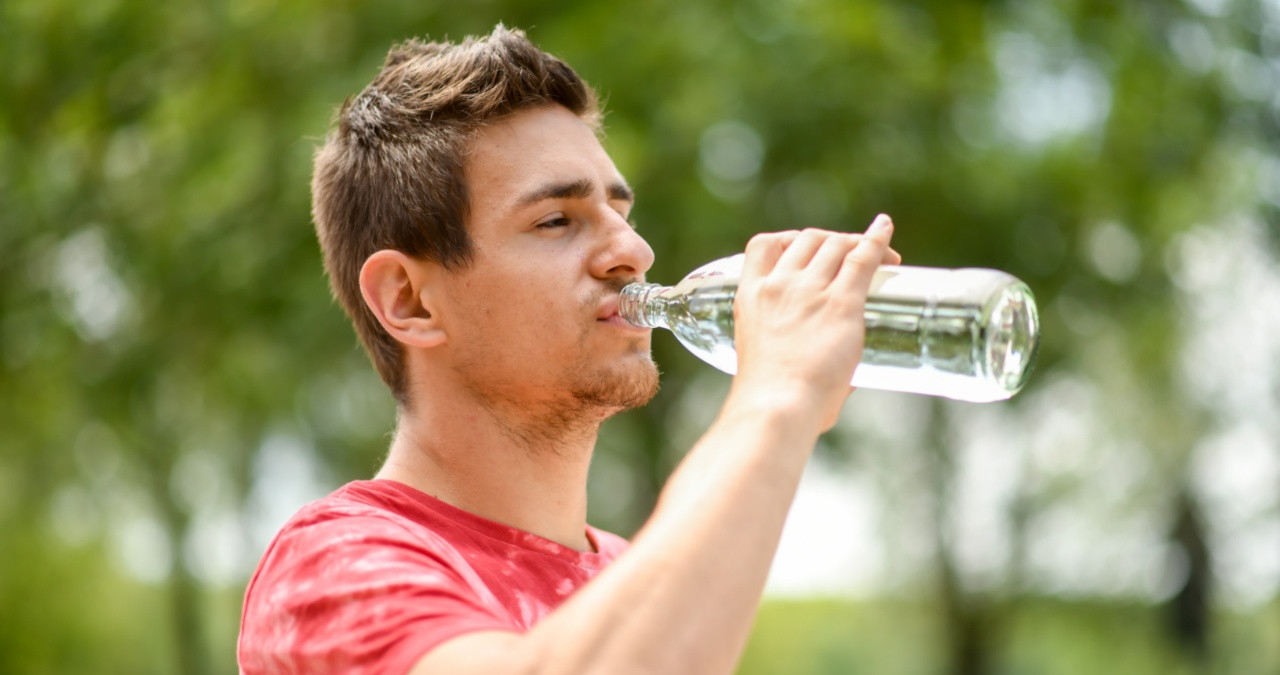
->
<box><xmin>359</xmin><ymin>250</ymin><xmax>447</xmax><ymax>349</ymax></box>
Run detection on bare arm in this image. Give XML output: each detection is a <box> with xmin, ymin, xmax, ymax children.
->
<box><xmin>412</xmin><ymin>216</ymin><xmax>899</xmax><ymax>675</ymax></box>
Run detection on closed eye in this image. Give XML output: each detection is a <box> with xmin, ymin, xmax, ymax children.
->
<box><xmin>535</xmin><ymin>214</ymin><xmax>571</xmax><ymax>230</ymax></box>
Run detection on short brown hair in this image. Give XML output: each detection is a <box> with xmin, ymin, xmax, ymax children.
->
<box><xmin>311</xmin><ymin>26</ymin><xmax>601</xmax><ymax>404</ymax></box>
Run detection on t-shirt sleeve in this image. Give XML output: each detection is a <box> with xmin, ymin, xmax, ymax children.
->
<box><xmin>239</xmin><ymin>508</ymin><xmax>515</xmax><ymax>675</ymax></box>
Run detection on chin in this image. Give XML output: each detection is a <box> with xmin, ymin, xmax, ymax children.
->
<box><xmin>572</xmin><ymin>358</ymin><xmax>660</xmax><ymax>411</ymax></box>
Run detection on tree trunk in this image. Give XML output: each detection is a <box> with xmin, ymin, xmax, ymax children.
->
<box><xmin>1164</xmin><ymin>487</ymin><xmax>1211</xmax><ymax>664</ymax></box>
<box><xmin>926</xmin><ymin>399</ymin><xmax>991</xmax><ymax>675</ymax></box>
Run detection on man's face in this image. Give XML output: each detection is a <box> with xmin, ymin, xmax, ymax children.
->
<box><xmin>435</xmin><ymin>104</ymin><xmax>659</xmax><ymax>425</ymax></box>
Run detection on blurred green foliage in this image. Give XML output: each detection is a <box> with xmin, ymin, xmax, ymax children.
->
<box><xmin>743</xmin><ymin>597</ymin><xmax>1280</xmax><ymax>675</ymax></box>
<box><xmin>2</xmin><ymin>0</ymin><xmax>1278</xmax><ymax>673</ymax></box>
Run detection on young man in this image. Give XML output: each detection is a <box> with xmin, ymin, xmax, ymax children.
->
<box><xmin>239</xmin><ymin>25</ymin><xmax>899</xmax><ymax>675</ymax></box>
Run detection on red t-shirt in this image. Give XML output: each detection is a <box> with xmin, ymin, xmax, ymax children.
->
<box><xmin>238</xmin><ymin>479</ymin><xmax>628</xmax><ymax>675</ymax></box>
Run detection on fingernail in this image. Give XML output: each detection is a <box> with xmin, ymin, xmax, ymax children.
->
<box><xmin>870</xmin><ymin>214</ymin><xmax>894</xmax><ymax>232</ymax></box>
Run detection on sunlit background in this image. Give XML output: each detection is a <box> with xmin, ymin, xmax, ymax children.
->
<box><xmin>2</xmin><ymin>0</ymin><xmax>1278</xmax><ymax>673</ymax></box>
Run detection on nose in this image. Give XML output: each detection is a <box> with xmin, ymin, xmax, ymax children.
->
<box><xmin>591</xmin><ymin>209</ymin><xmax>655</xmax><ymax>281</ymax></box>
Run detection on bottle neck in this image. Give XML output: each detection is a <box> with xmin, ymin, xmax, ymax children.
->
<box><xmin>618</xmin><ymin>282</ymin><xmax>670</xmax><ymax>329</ymax></box>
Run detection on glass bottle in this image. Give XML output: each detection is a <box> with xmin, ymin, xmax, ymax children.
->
<box><xmin>618</xmin><ymin>254</ymin><xmax>1040</xmax><ymax>402</ymax></box>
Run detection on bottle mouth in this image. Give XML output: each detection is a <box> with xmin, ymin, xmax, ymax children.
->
<box><xmin>618</xmin><ymin>282</ymin><xmax>662</xmax><ymax>328</ymax></box>
<box><xmin>984</xmin><ymin>282</ymin><xmax>1040</xmax><ymax>395</ymax></box>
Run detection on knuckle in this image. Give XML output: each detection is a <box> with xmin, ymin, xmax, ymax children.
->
<box><xmin>745</xmin><ymin>231</ymin><xmax>795</xmax><ymax>251</ymax></box>
<box><xmin>799</xmin><ymin>228</ymin><xmax>832</xmax><ymax>243</ymax></box>
<box><xmin>756</xmin><ymin>274</ymin><xmax>786</xmax><ymax>293</ymax></box>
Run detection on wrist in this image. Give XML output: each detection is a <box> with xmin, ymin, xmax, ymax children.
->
<box><xmin>720</xmin><ymin>379</ymin><xmax>828</xmax><ymax>440</ymax></box>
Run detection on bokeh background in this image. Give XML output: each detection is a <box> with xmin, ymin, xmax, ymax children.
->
<box><xmin>3</xmin><ymin>0</ymin><xmax>1279</xmax><ymax>673</ymax></box>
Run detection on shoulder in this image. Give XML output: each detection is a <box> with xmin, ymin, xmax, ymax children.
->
<box><xmin>260</xmin><ymin>482</ymin><xmax>430</xmax><ymax>556</ymax></box>
<box><xmin>245</xmin><ymin>481</ymin><xmax>475</xmax><ymax>592</ymax></box>
<box><xmin>239</xmin><ymin>481</ymin><xmax>513</xmax><ymax>674</ymax></box>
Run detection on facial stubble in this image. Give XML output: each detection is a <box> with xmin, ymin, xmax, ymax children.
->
<box><xmin>453</xmin><ymin>287</ymin><xmax>660</xmax><ymax>448</ymax></box>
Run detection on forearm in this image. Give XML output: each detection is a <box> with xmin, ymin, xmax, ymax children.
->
<box><xmin>526</xmin><ymin>391</ymin><xmax>823</xmax><ymax>674</ymax></box>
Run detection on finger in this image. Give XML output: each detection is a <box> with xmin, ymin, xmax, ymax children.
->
<box><xmin>835</xmin><ymin>214</ymin><xmax>894</xmax><ymax>290</ymax></box>
<box><xmin>883</xmin><ymin>246</ymin><xmax>903</xmax><ymax>266</ymax></box>
<box><xmin>806</xmin><ymin>232</ymin><xmax>863</xmax><ymax>282</ymax></box>
<box><xmin>742</xmin><ymin>230</ymin><xmax>799</xmax><ymax>278</ymax></box>
<box><xmin>774</xmin><ymin>228</ymin><xmax>832</xmax><ymax>272</ymax></box>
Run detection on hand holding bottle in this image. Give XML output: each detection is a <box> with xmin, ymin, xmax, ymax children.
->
<box><xmin>729</xmin><ymin>215</ymin><xmax>899</xmax><ymax>431</ymax></box>
<box><xmin>619</xmin><ymin>215</ymin><xmax>1040</xmax><ymax>404</ymax></box>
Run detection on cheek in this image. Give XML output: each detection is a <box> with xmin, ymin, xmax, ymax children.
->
<box><xmin>452</xmin><ymin>276</ymin><xmax>575</xmax><ymax>339</ymax></box>
<box><xmin>445</xmin><ymin>247</ymin><xmax>592</xmax><ymax>339</ymax></box>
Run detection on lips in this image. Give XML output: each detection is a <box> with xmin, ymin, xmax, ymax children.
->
<box><xmin>595</xmin><ymin>296</ymin><xmax>650</xmax><ymax>334</ymax></box>
<box><xmin>597</xmin><ymin>296</ymin><xmax>620</xmax><ymax>321</ymax></box>
<box><xmin>596</xmin><ymin>278</ymin><xmax>643</xmax><ymax>321</ymax></box>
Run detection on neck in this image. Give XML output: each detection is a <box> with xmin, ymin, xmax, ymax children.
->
<box><xmin>375</xmin><ymin>389</ymin><xmax>605</xmax><ymax>552</ymax></box>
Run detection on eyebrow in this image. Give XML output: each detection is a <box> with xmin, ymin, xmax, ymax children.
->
<box><xmin>512</xmin><ymin>178</ymin><xmax>634</xmax><ymax>211</ymax></box>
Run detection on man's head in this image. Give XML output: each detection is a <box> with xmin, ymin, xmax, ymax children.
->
<box><xmin>311</xmin><ymin>26</ymin><xmax>603</xmax><ymax>404</ymax></box>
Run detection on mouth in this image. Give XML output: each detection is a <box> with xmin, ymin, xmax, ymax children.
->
<box><xmin>596</xmin><ymin>297</ymin><xmax>625</xmax><ymax>323</ymax></box>
<box><xmin>596</xmin><ymin>295</ymin><xmax>620</xmax><ymax>320</ymax></box>
<box><xmin>597</xmin><ymin>296</ymin><xmax>648</xmax><ymax>332</ymax></box>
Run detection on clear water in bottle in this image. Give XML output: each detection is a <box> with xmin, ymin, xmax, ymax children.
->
<box><xmin>618</xmin><ymin>254</ymin><xmax>1040</xmax><ymax>402</ymax></box>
